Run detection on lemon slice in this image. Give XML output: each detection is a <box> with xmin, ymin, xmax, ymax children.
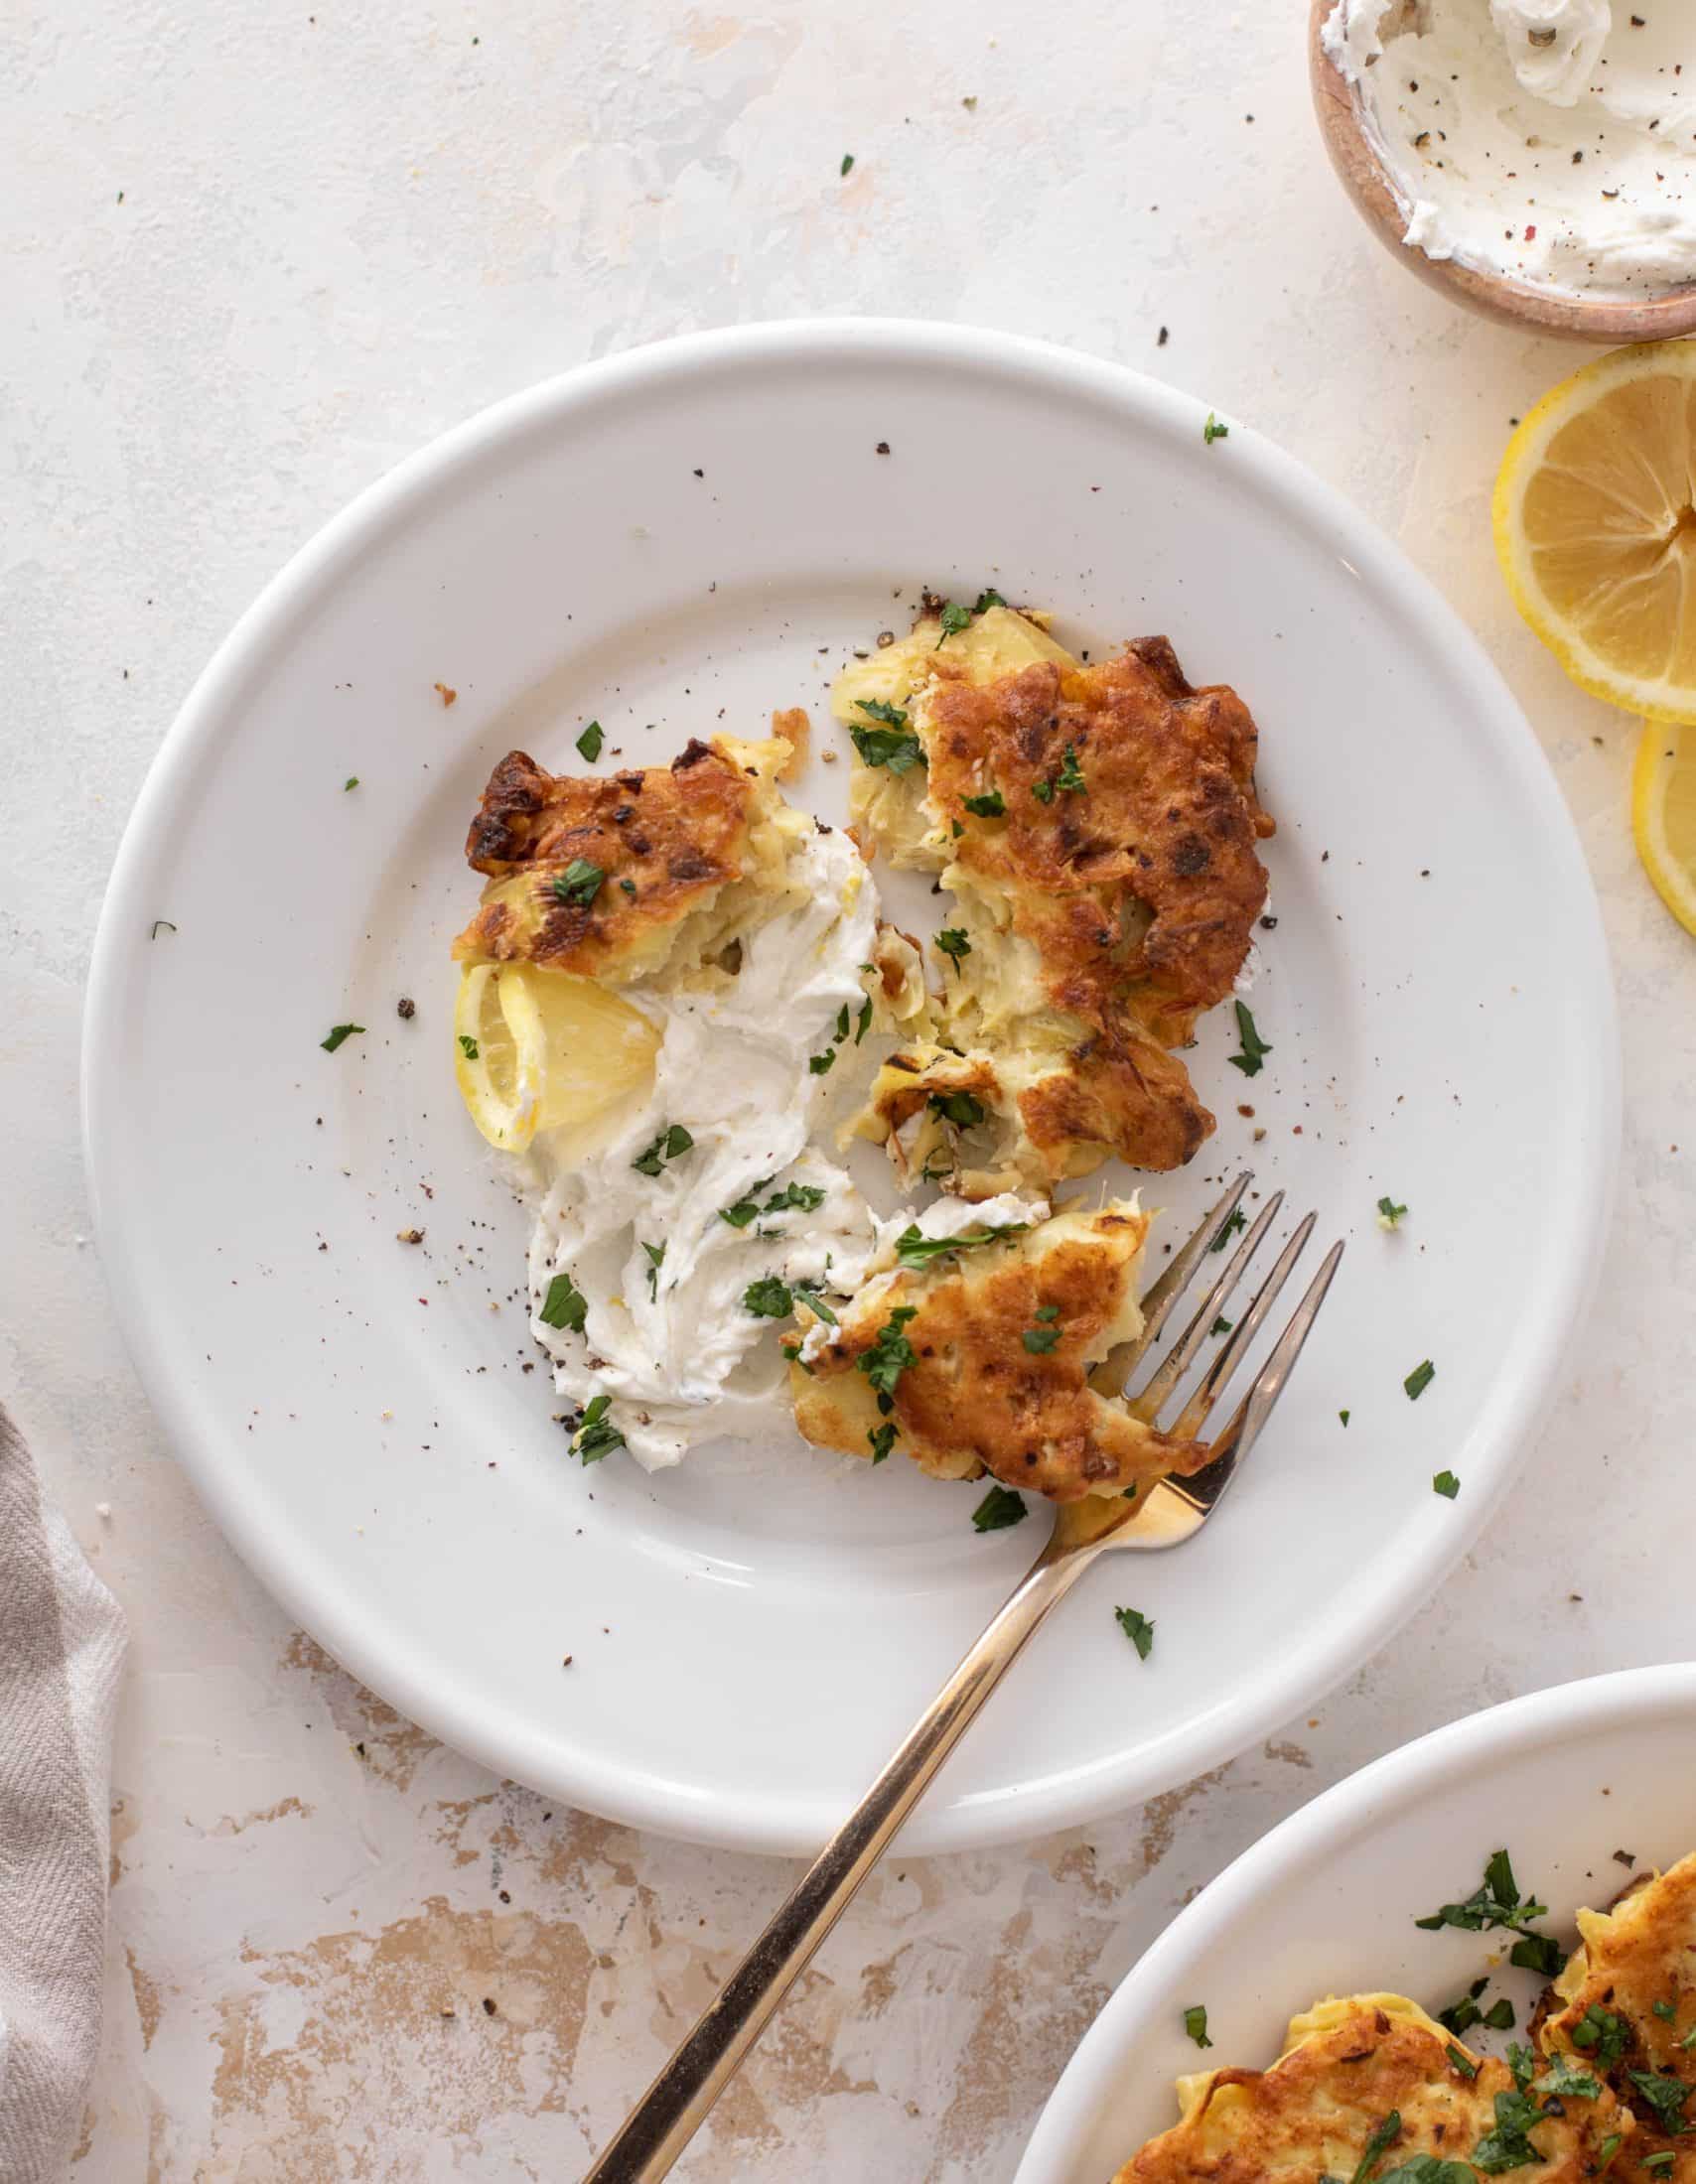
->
<box><xmin>1494</xmin><ymin>341</ymin><xmax>1696</xmax><ymax>723</ymax></box>
<box><xmin>1632</xmin><ymin>718</ymin><xmax>1696</xmax><ymax>937</ymax></box>
<box><xmin>453</xmin><ymin>962</ymin><xmax>660</xmax><ymax>1151</ymax></box>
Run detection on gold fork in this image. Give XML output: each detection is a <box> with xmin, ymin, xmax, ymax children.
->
<box><xmin>583</xmin><ymin>1173</ymin><xmax>1343</xmax><ymax>2183</ymax></box>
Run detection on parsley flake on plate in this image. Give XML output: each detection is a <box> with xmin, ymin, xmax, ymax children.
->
<box><xmin>1228</xmin><ymin>1000</ymin><xmax>1272</xmax><ymax>1077</ymax></box>
<box><xmin>1023</xmin><ymin>1323</ymin><xmax>1060</xmax><ymax>1353</ymax></box>
<box><xmin>808</xmin><ymin>1046</ymin><xmax>836</xmax><ymax>1076</ymax></box>
<box><xmin>962</xmin><ymin>789</ymin><xmax>1005</xmax><ymax>817</ymax></box>
<box><xmin>839</xmin><ymin>152</ymin><xmax>854</xmax><ymax>177</ymax></box>
<box><xmin>1056</xmin><ymin>743</ymin><xmax>1086</xmax><ymax>794</ymax></box>
<box><xmin>343</xmin><ymin>775</ymin><xmax>358</xmax><ymax>791</ymax></box>
<box><xmin>551</xmin><ymin>858</ymin><xmax>605</xmax><ymax>908</ymax></box>
<box><xmin>1433</xmin><ymin>1469</ymin><xmax>1461</xmax><ymax>1500</ymax></box>
<box><xmin>743</xmin><ymin>1276</ymin><xmax>794</xmax><ymax>1319</ymax></box>
<box><xmin>972</xmin><ymin>588</ymin><xmax>1006</xmax><ymax>614</ymax></box>
<box><xmin>1348</xmin><ymin>2111</ymin><xmax>1404</xmax><ymax>2184</ymax></box>
<box><xmin>1570</xmin><ymin>2004</ymin><xmax>1628</xmax><ymax>2066</ymax></box>
<box><xmin>1203</xmin><ymin>412</ymin><xmax>1229</xmax><ymax>445</ymax></box>
<box><xmin>855</xmin><ymin>996</ymin><xmax>873</xmax><ymax>1043</ymax></box>
<box><xmin>1447</xmin><ymin>2045</ymin><xmax>1481</xmax><ymax>2080</ymax></box>
<box><xmin>929</xmin><ymin>1090</ymin><xmax>986</xmax><ymax>1129</ymax></box>
<box><xmin>851</xmin><ymin>703</ymin><xmax>926</xmax><ymax>775</ymax></box>
<box><xmin>571</xmin><ymin>1392</ymin><xmax>625</xmax><ymax>1464</ymax></box>
<box><xmin>1032</xmin><ymin>777</ymin><xmax>1056</xmax><ymax>804</ymax></box>
<box><xmin>936</xmin><ymin>927</ymin><xmax>971</xmax><ymax>966</ymax></box>
<box><xmin>934</xmin><ymin>602</ymin><xmax>974</xmax><ymax>646</ymax></box>
<box><xmin>457</xmin><ymin>1033</ymin><xmax>480</xmax><ymax>1060</ymax></box>
<box><xmin>575</xmin><ymin>719</ymin><xmax>604</xmax><ymax>761</ymax></box>
<box><xmin>1210</xmin><ymin>1206</ymin><xmax>1248</xmax><ymax>1253</ymax></box>
<box><xmin>971</xmin><ymin>1482</ymin><xmax>1027</xmax><ymax>1532</ymax></box>
<box><xmin>321</xmin><ymin>1022</ymin><xmax>364</xmax><ymax>1052</ymax></box>
<box><xmin>1182</xmin><ymin>2003</ymin><xmax>1211</xmax><ymax>2047</ymax></box>
<box><xmin>1415</xmin><ymin>1849</ymin><xmax>1565</xmax><ymax>1973</ymax></box>
<box><xmin>1532</xmin><ymin>2056</ymin><xmax>1600</xmax><ymax>2101</ymax></box>
<box><xmin>894</xmin><ymin>1223</ymin><xmax>1025</xmax><ymax>1272</ymax></box>
<box><xmin>642</xmin><ymin>1241</ymin><xmax>665</xmax><ymax>1297</ymax></box>
<box><xmin>1405</xmin><ymin>1359</ymin><xmax>1437</xmax><ymax>1401</ymax></box>
<box><xmin>867</xmin><ymin>1422</ymin><xmax>897</xmax><ymax>1464</ymax></box>
<box><xmin>859</xmin><ymin>1308</ymin><xmax>919</xmax><ymax>1399</ymax></box>
<box><xmin>1377</xmin><ymin>1195</ymin><xmax>1409</xmax><ymax>1228</ymax></box>
<box><xmin>1626</xmin><ymin>2072</ymin><xmax>1693</xmax><ymax>2134</ymax></box>
<box><xmin>1117</xmin><ymin>1606</ymin><xmax>1155</xmax><ymax>1660</ymax></box>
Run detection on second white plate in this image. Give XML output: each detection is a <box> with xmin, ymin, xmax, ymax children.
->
<box><xmin>82</xmin><ymin>322</ymin><xmax>1618</xmax><ymax>1854</ymax></box>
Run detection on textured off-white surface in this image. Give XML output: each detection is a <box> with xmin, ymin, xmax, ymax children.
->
<box><xmin>6</xmin><ymin>1</ymin><xmax>1693</xmax><ymax>2176</ymax></box>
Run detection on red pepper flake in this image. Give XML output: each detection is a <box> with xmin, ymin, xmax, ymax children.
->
<box><xmin>1524</xmin><ymin>224</ymin><xmax>1537</xmax><ymax>241</ymax></box>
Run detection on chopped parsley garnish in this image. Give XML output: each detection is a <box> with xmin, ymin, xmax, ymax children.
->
<box><xmin>1377</xmin><ymin>1196</ymin><xmax>1409</xmax><ymax>1229</ymax></box>
<box><xmin>851</xmin><ymin>703</ymin><xmax>926</xmax><ymax>775</ymax></box>
<box><xmin>808</xmin><ymin>1046</ymin><xmax>837</xmax><ymax>1076</ymax></box>
<box><xmin>859</xmin><ymin>1307</ymin><xmax>919</xmax><ymax>1399</ymax></box>
<box><xmin>1439</xmin><ymin>1979</ymin><xmax>1491</xmax><ymax>2037</ymax></box>
<box><xmin>1684</xmin><ymin>2024</ymin><xmax>1696</xmax><ymax>2051</ymax></box>
<box><xmin>1570</xmin><ymin>2004</ymin><xmax>1628</xmax><ymax>2066</ymax></box>
<box><xmin>344</xmin><ymin>775</ymin><xmax>358</xmax><ymax>790</ymax></box>
<box><xmin>1642</xmin><ymin>2156</ymin><xmax>1678</xmax><ymax>2174</ymax></box>
<box><xmin>1117</xmin><ymin>1606</ymin><xmax>1156</xmax><ymax>1660</ymax></box>
<box><xmin>1416</xmin><ymin>1848</ymin><xmax>1544</xmax><ymax>1932</ymax></box>
<box><xmin>1032</xmin><ymin>778</ymin><xmax>1056</xmax><ymax>804</ymax></box>
<box><xmin>962</xmin><ymin>789</ymin><xmax>1005</xmax><ymax>817</ymax></box>
<box><xmin>642</xmin><ymin>1241</ymin><xmax>665</xmax><ymax>1297</ymax></box>
<box><xmin>538</xmin><ymin>1272</ymin><xmax>589</xmax><ymax>1333</ymax></box>
<box><xmin>791</xmin><ymin>1282</ymin><xmax>838</xmax><ymax>1326</ymax></box>
<box><xmin>552</xmin><ymin>858</ymin><xmax>606</xmax><ymax>908</ymax></box>
<box><xmin>1405</xmin><ymin>1359</ymin><xmax>1437</xmax><ymax>1401</ymax></box>
<box><xmin>1596</xmin><ymin>2137</ymin><xmax>1624</xmax><ymax>2175</ymax></box>
<box><xmin>765</xmin><ymin>1180</ymin><xmax>828</xmax><ymax>1215</ymax></box>
<box><xmin>1448</xmin><ymin>2046</ymin><xmax>1481</xmax><ymax>2080</ymax></box>
<box><xmin>1210</xmin><ymin>1316</ymin><xmax>1234</xmax><ymax>1337</ymax></box>
<box><xmin>719</xmin><ymin>1190</ymin><xmax>766</xmax><ymax>1228</ymax></box>
<box><xmin>1227</xmin><ymin>1000</ymin><xmax>1272</xmax><ymax>1077</ymax></box>
<box><xmin>936</xmin><ymin>927</ymin><xmax>971</xmax><ymax>966</ymax></box>
<box><xmin>935</xmin><ymin>602</ymin><xmax>973</xmax><ymax>645</ymax></box>
<box><xmin>1055</xmin><ymin>744</ymin><xmax>1086</xmax><ymax>794</ymax></box>
<box><xmin>1210</xmin><ymin>1206</ymin><xmax>1248</xmax><ymax>1253</ymax></box>
<box><xmin>1023</xmin><ymin>1324</ymin><xmax>1060</xmax><ymax>1354</ymax></box>
<box><xmin>840</xmin><ymin>152</ymin><xmax>854</xmax><ymax>176</ymax></box>
<box><xmin>1531</xmin><ymin>2057</ymin><xmax>1600</xmax><ymax>2101</ymax></box>
<box><xmin>868</xmin><ymin>1422</ymin><xmax>897</xmax><ymax>1464</ymax></box>
<box><xmin>855</xmin><ymin>996</ymin><xmax>873</xmax><ymax>1043</ymax></box>
<box><xmin>620</xmin><ymin>878</ymin><xmax>637</xmax><ymax>897</ymax></box>
<box><xmin>1203</xmin><ymin>412</ymin><xmax>1229</xmax><ymax>445</ymax></box>
<box><xmin>1470</xmin><ymin>2089</ymin><xmax>1547</xmax><ymax>2174</ymax></box>
<box><xmin>1626</xmin><ymin>2072</ymin><xmax>1693</xmax><ymax>2134</ymax></box>
<box><xmin>743</xmin><ymin>1277</ymin><xmax>795</xmax><ymax>1318</ymax></box>
<box><xmin>1507</xmin><ymin>2044</ymin><xmax>1537</xmax><ymax>2092</ymax></box>
<box><xmin>632</xmin><ymin>1123</ymin><xmax>694</xmax><ymax>1175</ymax></box>
<box><xmin>894</xmin><ymin>1222</ymin><xmax>1025</xmax><ymax>1271</ymax></box>
<box><xmin>1340</xmin><ymin>1409</ymin><xmax>1351</xmax><ymax>1426</ymax></box>
<box><xmin>1655</xmin><ymin>2001</ymin><xmax>1679</xmax><ymax>2022</ymax></box>
<box><xmin>1350</xmin><ymin>2113</ymin><xmax>1405</xmax><ymax>2184</ymax></box>
<box><xmin>321</xmin><ymin>1023</ymin><xmax>364</xmax><ymax>1052</ymax></box>
<box><xmin>972</xmin><ymin>588</ymin><xmax>1006</xmax><ymax>614</ymax></box>
<box><xmin>1182</xmin><ymin>2003</ymin><xmax>1210</xmax><ymax>2047</ymax></box>
<box><xmin>971</xmin><ymin>1482</ymin><xmax>1028</xmax><ymax>1532</ymax></box>
<box><xmin>951</xmin><ymin>819</ymin><xmax>963</xmax><ymax>837</ymax></box>
<box><xmin>572</xmin><ymin>1392</ymin><xmax>624</xmax><ymax>1464</ymax></box>
<box><xmin>1376</xmin><ymin>2159</ymin><xmax>1476</xmax><ymax>2184</ymax></box>
<box><xmin>458</xmin><ymin>1033</ymin><xmax>480</xmax><ymax>1059</ymax></box>
<box><xmin>1484</xmin><ymin>1997</ymin><xmax>1517</xmax><ymax>2032</ymax></box>
<box><xmin>575</xmin><ymin>720</ymin><xmax>604</xmax><ymax>761</ymax></box>
<box><xmin>1433</xmin><ymin>1470</ymin><xmax>1461</xmax><ymax>1500</ymax></box>
<box><xmin>929</xmin><ymin>1089</ymin><xmax>986</xmax><ymax>1129</ymax></box>
<box><xmin>1508</xmin><ymin>1932</ymin><xmax>1563</xmax><ymax>1977</ymax></box>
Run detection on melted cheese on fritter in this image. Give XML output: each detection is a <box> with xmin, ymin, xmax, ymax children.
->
<box><xmin>1543</xmin><ymin>1852</ymin><xmax>1696</xmax><ymax>2174</ymax></box>
<box><xmin>1121</xmin><ymin>1993</ymin><xmax>1632</xmax><ymax>2184</ymax></box>
<box><xmin>833</xmin><ymin>606</ymin><xmax>1272</xmax><ymax>1187</ymax></box>
<box><xmin>787</xmin><ymin>1200</ymin><xmax>1207</xmax><ymax>1502</ymax></box>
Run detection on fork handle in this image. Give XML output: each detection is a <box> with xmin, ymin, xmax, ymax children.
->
<box><xmin>580</xmin><ymin>1527</ymin><xmax>1092</xmax><ymax>2182</ymax></box>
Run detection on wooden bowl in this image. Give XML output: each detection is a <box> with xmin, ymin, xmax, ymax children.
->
<box><xmin>1308</xmin><ymin>0</ymin><xmax>1696</xmax><ymax>341</ymax></box>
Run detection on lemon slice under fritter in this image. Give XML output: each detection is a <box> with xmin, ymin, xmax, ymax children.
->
<box><xmin>1494</xmin><ymin>341</ymin><xmax>1696</xmax><ymax>722</ymax></box>
<box><xmin>1633</xmin><ymin>717</ymin><xmax>1696</xmax><ymax>938</ymax></box>
<box><xmin>453</xmin><ymin>962</ymin><xmax>660</xmax><ymax>1151</ymax></box>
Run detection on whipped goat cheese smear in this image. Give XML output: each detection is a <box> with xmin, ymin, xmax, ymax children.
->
<box><xmin>1323</xmin><ymin>0</ymin><xmax>1696</xmax><ymax>296</ymax></box>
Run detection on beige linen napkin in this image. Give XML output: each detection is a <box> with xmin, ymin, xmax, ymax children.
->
<box><xmin>0</xmin><ymin>1401</ymin><xmax>126</xmax><ymax>2183</ymax></box>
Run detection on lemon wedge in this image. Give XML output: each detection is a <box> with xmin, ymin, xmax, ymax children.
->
<box><xmin>453</xmin><ymin>962</ymin><xmax>660</xmax><ymax>1151</ymax></box>
<box><xmin>1494</xmin><ymin>341</ymin><xmax>1696</xmax><ymax>723</ymax></box>
<box><xmin>1632</xmin><ymin>718</ymin><xmax>1696</xmax><ymax>938</ymax></box>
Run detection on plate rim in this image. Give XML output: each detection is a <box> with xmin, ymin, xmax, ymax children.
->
<box><xmin>80</xmin><ymin>317</ymin><xmax>1623</xmax><ymax>1854</ymax></box>
<box><xmin>1015</xmin><ymin>1662</ymin><xmax>1696</xmax><ymax>2182</ymax></box>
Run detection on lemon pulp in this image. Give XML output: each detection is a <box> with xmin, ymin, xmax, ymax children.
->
<box><xmin>454</xmin><ymin>962</ymin><xmax>660</xmax><ymax>1151</ymax></box>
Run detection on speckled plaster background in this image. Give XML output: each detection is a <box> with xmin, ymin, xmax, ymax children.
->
<box><xmin>6</xmin><ymin>2</ymin><xmax>1693</xmax><ymax>2177</ymax></box>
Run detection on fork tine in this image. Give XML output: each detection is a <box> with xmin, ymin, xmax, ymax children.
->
<box><xmin>1166</xmin><ymin>1210</ymin><xmax>1317</xmax><ymax>1439</ymax></box>
<box><xmin>1127</xmin><ymin>1189</ymin><xmax>1285</xmax><ymax>1423</ymax></box>
<box><xmin>1195</xmin><ymin>1237</ymin><xmax>1344</xmax><ymax>1476</ymax></box>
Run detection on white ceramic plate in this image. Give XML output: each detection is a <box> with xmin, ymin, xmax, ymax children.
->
<box><xmin>82</xmin><ymin>321</ymin><xmax>1618</xmax><ymax>1856</ymax></box>
<box><xmin>1018</xmin><ymin>1664</ymin><xmax>1696</xmax><ymax>2182</ymax></box>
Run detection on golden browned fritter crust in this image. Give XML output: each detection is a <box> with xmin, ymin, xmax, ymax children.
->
<box><xmin>789</xmin><ymin>1205</ymin><xmax>1203</xmax><ymax>1502</ymax></box>
<box><xmin>1543</xmin><ymin>1851</ymin><xmax>1696</xmax><ymax>2161</ymax></box>
<box><xmin>1120</xmin><ymin>1997</ymin><xmax>1632</xmax><ymax>2184</ymax></box>
<box><xmin>453</xmin><ymin>739</ymin><xmax>760</xmax><ymax>980</ymax></box>
<box><xmin>925</xmin><ymin>641</ymin><xmax>1273</xmax><ymax>1048</ymax></box>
